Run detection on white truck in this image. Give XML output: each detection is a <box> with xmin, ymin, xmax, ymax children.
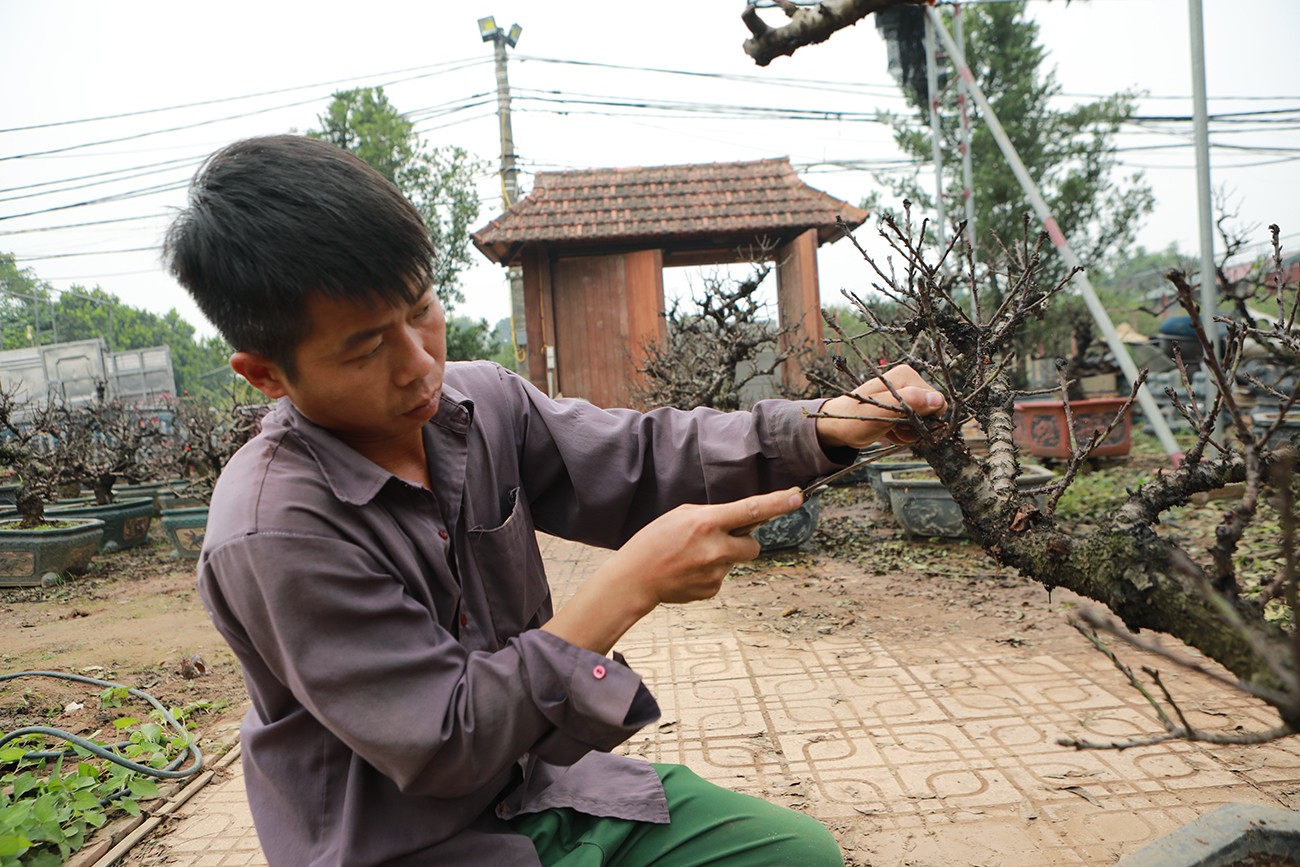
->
<box><xmin>0</xmin><ymin>338</ymin><xmax>176</xmax><ymax>408</ymax></box>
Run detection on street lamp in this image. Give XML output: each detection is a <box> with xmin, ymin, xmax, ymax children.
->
<box><xmin>477</xmin><ymin>16</ymin><xmax>521</xmax><ymax>47</ymax></box>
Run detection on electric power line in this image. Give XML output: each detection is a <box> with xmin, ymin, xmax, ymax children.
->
<box><xmin>0</xmin><ymin>57</ymin><xmax>490</xmax><ymax>134</ymax></box>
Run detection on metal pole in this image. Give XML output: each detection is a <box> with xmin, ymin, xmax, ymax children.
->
<box><xmin>492</xmin><ymin>32</ymin><xmax>531</xmax><ymax>380</ymax></box>
<box><xmin>924</xmin><ymin>11</ymin><xmax>947</xmax><ymax>254</ymax></box>
<box><xmin>1188</xmin><ymin>0</ymin><xmax>1219</xmax><ymax>430</ymax></box>
<box><xmin>928</xmin><ymin>7</ymin><xmax>1184</xmax><ymax>462</ymax></box>
<box><xmin>954</xmin><ymin>2</ymin><xmax>978</xmax><ymax>302</ymax></box>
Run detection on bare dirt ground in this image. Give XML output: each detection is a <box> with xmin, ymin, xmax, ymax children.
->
<box><xmin>0</xmin><ymin>526</ymin><xmax>246</xmax><ymax>762</ymax></box>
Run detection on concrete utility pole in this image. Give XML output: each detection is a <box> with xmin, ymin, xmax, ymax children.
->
<box><xmin>478</xmin><ymin>16</ymin><xmax>528</xmax><ymax>369</ymax></box>
<box><xmin>1187</xmin><ymin>0</ymin><xmax>1220</xmax><ymax>433</ymax></box>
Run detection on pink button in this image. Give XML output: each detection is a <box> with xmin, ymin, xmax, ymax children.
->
<box><xmin>438</xmin><ymin>530</ymin><xmax>449</xmax><ymax>540</ymax></box>
<box><xmin>592</xmin><ymin>665</ymin><xmax>606</xmax><ymax>680</ymax></box>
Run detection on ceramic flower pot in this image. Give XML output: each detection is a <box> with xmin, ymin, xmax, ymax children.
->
<box><xmin>160</xmin><ymin>506</ymin><xmax>209</xmax><ymax>560</ymax></box>
<box><xmin>882</xmin><ymin>464</ymin><xmax>1055</xmax><ymax>538</ymax></box>
<box><xmin>116</xmin><ymin>480</ymin><xmax>191</xmax><ymax>516</ymax></box>
<box><xmin>1013</xmin><ymin>397</ymin><xmax>1133</xmax><ymax>459</ymax></box>
<box><xmin>754</xmin><ymin>493</ymin><xmax>822</xmax><ymax>553</ymax></box>
<box><xmin>0</xmin><ymin>518</ymin><xmax>105</xmax><ymax>587</ymax></box>
<box><xmin>862</xmin><ymin>459</ymin><xmax>931</xmax><ymax>502</ymax></box>
<box><xmin>47</xmin><ymin>497</ymin><xmax>154</xmax><ymax>553</ymax></box>
<box><xmin>1116</xmin><ymin>803</ymin><xmax>1300</xmax><ymax>866</ymax></box>
<box><xmin>1250</xmin><ymin>409</ymin><xmax>1300</xmax><ymax>444</ymax></box>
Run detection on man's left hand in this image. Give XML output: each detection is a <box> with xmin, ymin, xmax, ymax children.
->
<box><xmin>814</xmin><ymin>363</ymin><xmax>948</xmax><ymax>451</ymax></box>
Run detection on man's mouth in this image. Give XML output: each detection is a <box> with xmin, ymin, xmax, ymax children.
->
<box><xmin>403</xmin><ymin>392</ymin><xmax>440</xmax><ymax>418</ymax></box>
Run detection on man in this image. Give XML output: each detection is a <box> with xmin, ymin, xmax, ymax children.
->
<box><xmin>165</xmin><ymin>134</ymin><xmax>946</xmax><ymax>866</ymax></box>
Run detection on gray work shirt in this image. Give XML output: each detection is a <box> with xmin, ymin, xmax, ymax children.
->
<box><xmin>198</xmin><ymin>361</ymin><xmax>848</xmax><ymax>866</ymax></box>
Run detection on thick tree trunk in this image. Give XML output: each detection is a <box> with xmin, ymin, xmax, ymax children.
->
<box><xmin>915</xmin><ymin>435</ymin><xmax>1294</xmax><ymax>701</ymax></box>
<box><xmin>741</xmin><ymin>0</ymin><xmax>927</xmax><ymax>66</ymax></box>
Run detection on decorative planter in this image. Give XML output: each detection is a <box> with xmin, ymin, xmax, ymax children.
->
<box><xmin>827</xmin><ymin>451</ymin><xmax>877</xmax><ymax>488</ymax></box>
<box><xmin>882</xmin><ymin>464</ymin><xmax>1055</xmax><ymax>538</ymax></box>
<box><xmin>155</xmin><ymin>492</ymin><xmax>207</xmax><ymax>514</ymax></box>
<box><xmin>0</xmin><ymin>484</ymin><xmax>17</xmax><ymax>506</ymax></box>
<box><xmin>160</xmin><ymin>506</ymin><xmax>209</xmax><ymax>560</ymax></box>
<box><xmin>862</xmin><ymin>459</ymin><xmax>931</xmax><ymax>502</ymax></box>
<box><xmin>116</xmin><ymin>480</ymin><xmax>191</xmax><ymax>516</ymax></box>
<box><xmin>47</xmin><ymin>497</ymin><xmax>154</xmax><ymax>553</ymax></box>
<box><xmin>0</xmin><ymin>518</ymin><xmax>105</xmax><ymax>587</ymax></box>
<box><xmin>1250</xmin><ymin>410</ymin><xmax>1300</xmax><ymax>444</ymax></box>
<box><xmin>1013</xmin><ymin>397</ymin><xmax>1133</xmax><ymax>459</ymax></box>
<box><xmin>754</xmin><ymin>493</ymin><xmax>821</xmax><ymax>553</ymax></box>
<box><xmin>1117</xmin><ymin>803</ymin><xmax>1300</xmax><ymax>866</ymax></box>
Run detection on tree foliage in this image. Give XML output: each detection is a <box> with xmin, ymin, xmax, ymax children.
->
<box><xmin>0</xmin><ymin>254</ymin><xmax>234</xmax><ymax>402</ymax></box>
<box><xmin>444</xmin><ymin>315</ymin><xmax>513</xmax><ymax>367</ymax></box>
<box><xmin>875</xmin><ymin>1</ymin><xmax>1153</xmax><ymax>281</ymax></box>
<box><xmin>307</xmin><ymin>87</ymin><xmax>484</xmax><ymax>311</ymax></box>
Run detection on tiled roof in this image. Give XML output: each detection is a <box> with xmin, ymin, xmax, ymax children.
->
<box><xmin>472</xmin><ymin>157</ymin><xmax>869</xmax><ymax>264</ymax></box>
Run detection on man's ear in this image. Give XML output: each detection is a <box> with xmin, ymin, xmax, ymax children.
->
<box><xmin>230</xmin><ymin>351</ymin><xmax>290</xmax><ymax>400</ymax></box>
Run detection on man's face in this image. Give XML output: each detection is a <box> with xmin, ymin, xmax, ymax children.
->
<box><xmin>275</xmin><ymin>287</ymin><xmax>447</xmax><ymax>450</ymax></box>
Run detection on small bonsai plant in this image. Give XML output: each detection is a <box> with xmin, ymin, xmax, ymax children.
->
<box><xmin>0</xmin><ymin>384</ymin><xmax>82</xmax><ymax>528</ymax></box>
<box><xmin>56</xmin><ymin>383</ymin><xmax>168</xmax><ymax>506</ymax></box>
<box><xmin>164</xmin><ymin>394</ymin><xmax>267</xmax><ymax>504</ymax></box>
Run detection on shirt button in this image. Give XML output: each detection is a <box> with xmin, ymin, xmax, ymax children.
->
<box><xmin>460</xmin><ymin>613</ymin><xmax>468</xmax><ymax>627</ymax></box>
<box><xmin>592</xmin><ymin>665</ymin><xmax>606</xmax><ymax>680</ymax></box>
<box><xmin>438</xmin><ymin>530</ymin><xmax>449</xmax><ymax>540</ymax></box>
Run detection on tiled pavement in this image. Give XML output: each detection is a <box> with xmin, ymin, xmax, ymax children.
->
<box><xmin>114</xmin><ymin>534</ymin><xmax>1300</xmax><ymax>866</ymax></box>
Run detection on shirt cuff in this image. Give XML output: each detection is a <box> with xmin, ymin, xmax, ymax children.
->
<box><xmin>755</xmin><ymin>397</ymin><xmax>856</xmax><ymax>472</ymax></box>
<box><xmin>514</xmin><ymin>630</ymin><xmax>660</xmax><ymax>766</ymax></box>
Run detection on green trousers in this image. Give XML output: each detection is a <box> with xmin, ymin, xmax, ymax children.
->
<box><xmin>508</xmin><ymin>764</ymin><xmax>845</xmax><ymax>867</ymax></box>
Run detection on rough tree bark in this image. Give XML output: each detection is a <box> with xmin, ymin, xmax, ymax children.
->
<box><xmin>741</xmin><ymin>0</ymin><xmax>928</xmax><ymax>66</ymax></box>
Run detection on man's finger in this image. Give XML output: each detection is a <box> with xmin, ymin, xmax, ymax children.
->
<box><xmin>899</xmin><ymin>386</ymin><xmax>947</xmax><ymax>416</ymax></box>
<box><xmin>718</xmin><ymin>488</ymin><xmax>803</xmax><ymax>535</ymax></box>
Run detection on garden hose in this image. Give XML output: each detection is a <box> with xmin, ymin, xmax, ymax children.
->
<box><xmin>0</xmin><ymin>670</ymin><xmax>204</xmax><ymax>780</ymax></box>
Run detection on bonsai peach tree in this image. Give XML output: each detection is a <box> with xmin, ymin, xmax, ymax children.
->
<box><xmin>56</xmin><ymin>384</ymin><xmax>168</xmax><ymax>506</ymax></box>
<box><xmin>0</xmin><ymin>385</ymin><xmax>82</xmax><ymax>528</ymax></box>
<box><xmin>162</xmin><ymin>394</ymin><xmax>267</xmax><ymax>504</ymax></box>
<box><xmin>817</xmin><ymin>212</ymin><xmax>1298</xmax><ymax>747</ymax></box>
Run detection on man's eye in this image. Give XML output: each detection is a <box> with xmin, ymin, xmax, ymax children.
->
<box><xmin>361</xmin><ymin>343</ymin><xmax>382</xmax><ymax>359</ymax></box>
<box><xmin>413</xmin><ymin>303</ymin><xmax>432</xmax><ymax>320</ymax></box>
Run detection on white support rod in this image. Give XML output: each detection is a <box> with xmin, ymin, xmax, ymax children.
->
<box><xmin>1188</xmin><ymin>0</ymin><xmax>1220</xmax><ymax>430</ymax></box>
<box><xmin>954</xmin><ymin>2</ymin><xmax>978</xmax><ymax>315</ymax></box>
<box><xmin>927</xmin><ymin>7</ymin><xmax>1184</xmax><ymax>462</ymax></box>
<box><xmin>924</xmin><ymin>12</ymin><xmax>948</xmax><ymax>254</ymax></box>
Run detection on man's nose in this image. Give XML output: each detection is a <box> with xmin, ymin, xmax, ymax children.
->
<box><xmin>392</xmin><ymin>324</ymin><xmax>435</xmax><ymax>386</ymax></box>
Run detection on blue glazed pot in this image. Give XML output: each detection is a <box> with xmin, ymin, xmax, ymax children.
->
<box><xmin>754</xmin><ymin>493</ymin><xmax>822</xmax><ymax>553</ymax></box>
<box><xmin>883</xmin><ymin>464</ymin><xmax>1054</xmax><ymax>538</ymax></box>
<box><xmin>0</xmin><ymin>518</ymin><xmax>105</xmax><ymax>587</ymax></box>
<box><xmin>47</xmin><ymin>497</ymin><xmax>154</xmax><ymax>553</ymax></box>
<box><xmin>160</xmin><ymin>506</ymin><xmax>209</xmax><ymax>560</ymax></box>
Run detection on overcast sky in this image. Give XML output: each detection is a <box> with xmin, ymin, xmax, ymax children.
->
<box><xmin>2</xmin><ymin>0</ymin><xmax>1297</xmax><ymax>343</ymax></box>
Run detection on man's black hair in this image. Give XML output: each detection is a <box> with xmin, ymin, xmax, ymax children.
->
<box><xmin>164</xmin><ymin>135</ymin><xmax>435</xmax><ymax>380</ymax></box>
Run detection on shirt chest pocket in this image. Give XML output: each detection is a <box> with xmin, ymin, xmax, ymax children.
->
<box><xmin>465</xmin><ymin>487</ymin><xmax>551</xmax><ymax>644</ymax></box>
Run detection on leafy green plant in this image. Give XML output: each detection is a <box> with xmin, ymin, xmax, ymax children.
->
<box><xmin>98</xmin><ymin>686</ymin><xmax>129</xmax><ymax>709</ymax></box>
<box><xmin>0</xmin><ymin>712</ymin><xmax>180</xmax><ymax>865</ymax></box>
